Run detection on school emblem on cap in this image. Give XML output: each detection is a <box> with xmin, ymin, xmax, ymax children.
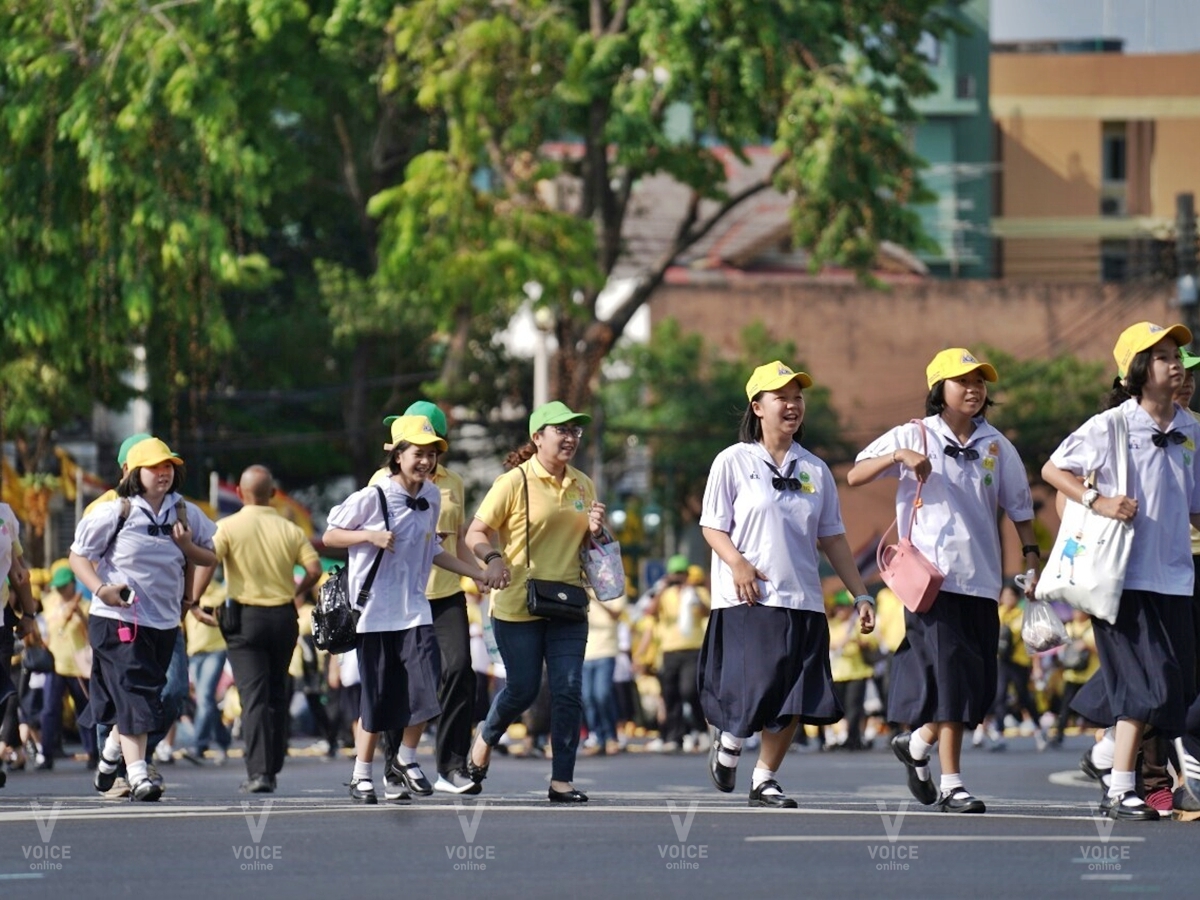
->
<box><xmin>961</xmin><ymin>353</ymin><xmax>978</xmax><ymax>364</ymax></box>
<box><xmin>422</xmin><ymin>420</ymin><xmax>433</xmax><ymax>434</ymax></box>
<box><xmin>777</xmin><ymin>364</ymin><xmax>793</xmax><ymax>376</ymax></box>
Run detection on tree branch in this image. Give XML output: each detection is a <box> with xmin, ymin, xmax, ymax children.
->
<box><xmin>332</xmin><ymin>113</ymin><xmax>377</xmax><ymax>267</ymax></box>
<box><xmin>606</xmin><ymin>0</ymin><xmax>631</xmax><ymax>35</ymax></box>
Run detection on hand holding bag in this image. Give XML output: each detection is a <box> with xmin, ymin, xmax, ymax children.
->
<box><xmin>1034</xmin><ymin>409</ymin><xmax>1133</xmax><ymax>625</ymax></box>
<box><xmin>876</xmin><ymin>419</ymin><xmax>945</xmax><ymax>614</ymax></box>
<box><xmin>313</xmin><ymin>486</ymin><xmax>390</xmax><ymax>653</ymax></box>
<box><xmin>581</xmin><ymin>532</ymin><xmax>625</xmax><ymax>601</ymax></box>
<box><xmin>1021</xmin><ymin>598</ymin><xmax>1068</xmax><ymax>653</ymax></box>
<box><xmin>519</xmin><ymin>465</ymin><xmax>589</xmax><ymax>623</ymax></box>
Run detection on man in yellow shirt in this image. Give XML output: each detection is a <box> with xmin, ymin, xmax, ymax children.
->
<box><xmin>645</xmin><ymin>557</ymin><xmax>709</xmax><ymax>752</ymax></box>
<box><xmin>195</xmin><ymin>465</ymin><xmax>321</xmax><ymax>794</ymax></box>
<box><xmin>40</xmin><ymin>565</ymin><xmax>97</xmax><ymax>768</ymax></box>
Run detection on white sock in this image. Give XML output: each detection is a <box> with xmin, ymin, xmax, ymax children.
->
<box><xmin>397</xmin><ymin>744</ymin><xmax>418</xmax><ymax>766</ymax></box>
<box><xmin>1092</xmin><ymin>732</ymin><xmax>1116</xmax><ymax>769</ymax></box>
<box><xmin>127</xmin><ymin>759</ymin><xmax>148</xmax><ymax>784</ymax></box>
<box><xmin>353</xmin><ymin>759</ymin><xmax>372</xmax><ymax>782</ymax></box>
<box><xmin>751</xmin><ymin>767</ymin><xmax>779</xmax><ymax>792</ymax></box>
<box><xmin>1107</xmin><ymin>769</ymin><xmax>1136</xmax><ymax>800</ymax></box>
<box><xmin>940</xmin><ymin>773</ymin><xmax>965</xmax><ymax>796</ymax></box>
<box><xmin>717</xmin><ymin>732</ymin><xmax>743</xmax><ymax>769</ymax></box>
<box><xmin>102</xmin><ymin>729</ymin><xmax>122</xmax><ymax>763</ymax></box>
<box><xmin>909</xmin><ymin>730</ymin><xmax>935</xmax><ymax>762</ymax></box>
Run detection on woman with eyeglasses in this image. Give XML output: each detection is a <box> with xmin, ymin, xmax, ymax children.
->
<box><xmin>464</xmin><ymin>401</ymin><xmax>608</xmax><ymax>803</ymax></box>
<box><xmin>700</xmin><ymin>362</ymin><xmax>875</xmax><ymax>808</ymax></box>
<box><xmin>847</xmin><ymin>349</ymin><xmax>1038</xmax><ymax>815</ymax></box>
<box><xmin>68</xmin><ymin>438</ymin><xmax>217</xmax><ymax>801</ymax></box>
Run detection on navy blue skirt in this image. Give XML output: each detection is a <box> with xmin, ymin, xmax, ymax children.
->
<box><xmin>1070</xmin><ymin>590</ymin><xmax>1196</xmax><ymax>736</ymax></box>
<box><xmin>356</xmin><ymin>626</ymin><xmax>442</xmax><ymax>733</ymax></box>
<box><xmin>697</xmin><ymin>605</ymin><xmax>842</xmax><ymax>737</ymax></box>
<box><xmin>83</xmin><ymin>617</ymin><xmax>177</xmax><ymax>735</ymax></box>
<box><xmin>887</xmin><ymin>591</ymin><xmax>999</xmax><ymax>729</ymax></box>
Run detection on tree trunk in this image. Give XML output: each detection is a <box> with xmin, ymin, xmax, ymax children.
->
<box><xmin>346</xmin><ymin>336</ymin><xmax>375</xmax><ymax>486</ymax></box>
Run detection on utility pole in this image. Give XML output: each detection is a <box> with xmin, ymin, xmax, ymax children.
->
<box><xmin>1176</xmin><ymin>193</ymin><xmax>1198</xmax><ymax>407</ymax></box>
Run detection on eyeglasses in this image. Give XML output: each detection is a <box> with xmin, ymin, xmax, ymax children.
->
<box><xmin>549</xmin><ymin>425</ymin><xmax>584</xmax><ymax>438</ymax></box>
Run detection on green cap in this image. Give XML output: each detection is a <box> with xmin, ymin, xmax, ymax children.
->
<box><xmin>667</xmin><ymin>554</ymin><xmax>689</xmax><ymax>575</ymax></box>
<box><xmin>116</xmin><ymin>433</ymin><xmax>152</xmax><ymax>466</ymax></box>
<box><xmin>50</xmin><ymin>567</ymin><xmax>75</xmax><ymax>589</ymax></box>
<box><xmin>833</xmin><ymin>589</ymin><xmax>854</xmax><ymax>606</ymax></box>
<box><xmin>1183</xmin><ymin>347</ymin><xmax>1200</xmax><ymax>370</ymax></box>
<box><xmin>384</xmin><ymin>401</ymin><xmax>448</xmax><ymax>439</ymax></box>
<box><xmin>529</xmin><ymin>401</ymin><xmax>591</xmax><ymax>437</ymax></box>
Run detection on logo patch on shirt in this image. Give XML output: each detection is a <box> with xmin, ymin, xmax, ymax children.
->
<box><xmin>799</xmin><ymin>471</ymin><xmax>811</xmax><ymax>483</ymax></box>
<box><xmin>1186</xmin><ymin>453</ymin><xmax>1193</xmax><ymax>467</ymax></box>
<box><xmin>983</xmin><ymin>473</ymin><xmax>993</xmax><ymax>487</ymax></box>
<box><xmin>1186</xmin><ymin>438</ymin><xmax>1196</xmax><ymax>452</ymax></box>
<box><xmin>982</xmin><ymin>456</ymin><xmax>996</xmax><ymax>471</ymax></box>
<box><xmin>800</xmin><ymin>482</ymin><xmax>816</xmax><ymax>494</ymax></box>
<box><xmin>988</xmin><ymin>442</ymin><xmax>999</xmax><ymax>456</ymax></box>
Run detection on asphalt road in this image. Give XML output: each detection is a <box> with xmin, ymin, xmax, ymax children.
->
<box><xmin>0</xmin><ymin>735</ymin><xmax>1192</xmax><ymax>899</ymax></box>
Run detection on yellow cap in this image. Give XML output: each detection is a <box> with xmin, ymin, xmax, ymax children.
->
<box><xmin>1113</xmin><ymin>321</ymin><xmax>1192</xmax><ymax>378</ymax></box>
<box><xmin>383</xmin><ymin>415</ymin><xmax>448</xmax><ymax>453</ymax></box>
<box><xmin>745</xmin><ymin>361</ymin><xmax>813</xmax><ymax>400</ymax></box>
<box><xmin>125</xmin><ymin>438</ymin><xmax>183</xmax><ymax>470</ymax></box>
<box><xmin>686</xmin><ymin>565</ymin><xmax>706</xmax><ymax>586</ymax></box>
<box><xmin>925</xmin><ymin>348</ymin><xmax>998</xmax><ymax>390</ymax></box>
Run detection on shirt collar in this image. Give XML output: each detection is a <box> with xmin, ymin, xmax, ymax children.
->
<box><xmin>926</xmin><ymin>415</ymin><xmax>997</xmax><ymax>448</ymax></box>
<box><xmin>743</xmin><ymin>441</ymin><xmax>804</xmax><ymax>470</ymax></box>
<box><xmin>527</xmin><ymin>456</ymin><xmax>577</xmax><ymax>489</ymax></box>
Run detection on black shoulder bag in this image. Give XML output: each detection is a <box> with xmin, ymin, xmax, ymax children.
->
<box><xmin>313</xmin><ymin>486</ymin><xmax>390</xmax><ymax>653</ymax></box>
<box><xmin>520</xmin><ymin>464</ymin><xmax>589</xmax><ymax>623</ymax></box>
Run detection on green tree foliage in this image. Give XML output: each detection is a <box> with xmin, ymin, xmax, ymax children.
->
<box><xmin>361</xmin><ymin>0</ymin><xmax>953</xmax><ymax>409</ymax></box>
<box><xmin>601</xmin><ymin>319</ymin><xmax>848</xmax><ymax>535</ymax></box>
<box><xmin>980</xmin><ymin>346</ymin><xmax>1108</xmax><ymax>476</ymax></box>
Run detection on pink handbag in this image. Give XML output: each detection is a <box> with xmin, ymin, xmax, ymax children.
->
<box><xmin>876</xmin><ymin>420</ymin><xmax>944</xmax><ymax>614</ymax></box>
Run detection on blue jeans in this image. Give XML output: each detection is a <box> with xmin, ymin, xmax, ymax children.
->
<box><xmin>581</xmin><ymin>656</ymin><xmax>617</xmax><ymax>746</ymax></box>
<box><xmin>188</xmin><ymin>650</ymin><xmax>228</xmax><ymax>753</ymax></box>
<box><xmin>483</xmin><ymin>617</ymin><xmax>587</xmax><ymax>783</ymax></box>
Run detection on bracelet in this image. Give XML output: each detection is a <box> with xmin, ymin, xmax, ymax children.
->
<box><xmin>483</xmin><ymin>551</ymin><xmax>503</xmax><ymax>565</ymax></box>
<box><xmin>890</xmin><ymin>450</ymin><xmax>898</xmax><ymax>464</ymax></box>
<box><xmin>853</xmin><ymin>594</ymin><xmax>875</xmax><ymax>607</ymax></box>
<box><xmin>97</xmin><ymin>582</ymin><xmax>112</xmax><ymax>596</ymax></box>
<box><xmin>1021</xmin><ymin>544</ymin><xmax>1041</xmax><ymax>559</ymax></box>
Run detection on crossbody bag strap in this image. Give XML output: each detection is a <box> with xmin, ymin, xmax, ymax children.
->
<box><xmin>357</xmin><ymin>485</ymin><xmax>391</xmax><ymax>607</ymax></box>
<box><xmin>519</xmin><ymin>463</ymin><xmax>533</xmax><ymax>576</ymax></box>
<box><xmin>902</xmin><ymin>418</ymin><xmax>929</xmax><ymax>542</ymax></box>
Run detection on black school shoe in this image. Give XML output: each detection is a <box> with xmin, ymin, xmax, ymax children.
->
<box><xmin>548</xmin><ymin>786</ymin><xmax>588</xmax><ymax>804</ymax></box>
<box><xmin>748</xmin><ymin>779</ymin><xmax>798</xmax><ymax>809</ymax></box>
<box><xmin>349</xmin><ymin>778</ymin><xmax>378</xmax><ymax>805</ymax></box>
<box><xmin>1079</xmin><ymin>747</ymin><xmax>1112</xmax><ymax>787</ymax></box>
<box><xmin>129</xmin><ymin>777</ymin><xmax>163</xmax><ymax>803</ymax></box>
<box><xmin>936</xmin><ymin>789</ymin><xmax>985</xmax><ymax>814</ymax></box>
<box><xmin>388</xmin><ymin>760</ymin><xmax>433</xmax><ymax>796</ymax></box>
<box><xmin>707</xmin><ymin>728</ymin><xmax>739</xmax><ymax>794</ymax></box>
<box><xmin>891</xmin><ymin>733</ymin><xmax>938</xmax><ymax>806</ymax></box>
<box><xmin>1099</xmin><ymin>790</ymin><xmax>1159</xmax><ymax>821</ymax></box>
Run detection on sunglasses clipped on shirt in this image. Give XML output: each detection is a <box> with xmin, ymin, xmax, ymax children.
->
<box><xmin>548</xmin><ymin>424</ymin><xmax>584</xmax><ymax>438</ymax></box>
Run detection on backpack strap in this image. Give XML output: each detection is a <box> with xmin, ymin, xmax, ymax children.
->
<box><xmin>101</xmin><ymin>498</ymin><xmax>132</xmax><ymax>559</ymax></box>
<box><xmin>175</xmin><ymin>498</ymin><xmax>189</xmax><ymax>530</ymax></box>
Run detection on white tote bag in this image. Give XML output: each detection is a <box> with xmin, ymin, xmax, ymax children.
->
<box><xmin>1035</xmin><ymin>409</ymin><xmax>1133</xmax><ymax>625</ymax></box>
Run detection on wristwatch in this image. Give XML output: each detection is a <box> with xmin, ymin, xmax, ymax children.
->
<box><xmin>1081</xmin><ymin>488</ymin><xmax>1100</xmax><ymax>510</ymax></box>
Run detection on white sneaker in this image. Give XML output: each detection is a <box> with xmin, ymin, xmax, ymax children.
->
<box><xmin>972</xmin><ymin>724</ymin><xmax>985</xmax><ymax>748</ymax></box>
<box><xmin>645</xmin><ymin>738</ymin><xmax>665</xmax><ymax>752</ymax></box>
<box><xmin>682</xmin><ymin>734</ymin><xmax>697</xmax><ymax>753</ymax></box>
<box><xmin>695</xmin><ymin>731</ymin><xmax>712</xmax><ymax>752</ymax></box>
<box><xmin>153</xmin><ymin>744</ymin><xmax>174</xmax><ymax>763</ymax></box>
<box><xmin>383</xmin><ymin>770</ymin><xmax>410</xmax><ymax>801</ymax></box>
<box><xmin>434</xmin><ymin>770</ymin><xmax>482</xmax><ymax>795</ymax></box>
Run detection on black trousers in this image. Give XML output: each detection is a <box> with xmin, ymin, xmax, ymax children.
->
<box><xmin>383</xmin><ymin>593</ymin><xmax>475</xmax><ymax>777</ymax></box>
<box><xmin>224</xmin><ymin>604</ymin><xmax>298</xmax><ymax>780</ymax></box>
<box><xmin>833</xmin><ymin>678</ymin><xmax>869</xmax><ymax>748</ymax></box>
<box><xmin>658</xmin><ymin>649</ymin><xmax>702</xmax><ymax>744</ymax></box>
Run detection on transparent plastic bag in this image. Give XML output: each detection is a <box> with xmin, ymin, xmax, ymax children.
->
<box><xmin>1021</xmin><ymin>598</ymin><xmax>1068</xmax><ymax>654</ymax></box>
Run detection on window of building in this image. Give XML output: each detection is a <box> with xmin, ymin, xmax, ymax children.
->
<box><xmin>1102</xmin><ymin>123</ymin><xmax>1127</xmax><ymax>184</ymax></box>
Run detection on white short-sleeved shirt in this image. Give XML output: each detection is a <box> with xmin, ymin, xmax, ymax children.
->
<box><xmin>1</xmin><ymin>502</ymin><xmax>22</xmax><ymax>583</ymax></box>
<box><xmin>700</xmin><ymin>442</ymin><xmax>845</xmax><ymax>613</ymax></box>
<box><xmin>71</xmin><ymin>494</ymin><xmax>217</xmax><ymax>631</ymax></box>
<box><xmin>856</xmin><ymin>415</ymin><xmax>1034</xmax><ymax>601</ymax></box>
<box><xmin>326</xmin><ymin>479</ymin><xmax>442</xmax><ymax>633</ymax></box>
<box><xmin>1048</xmin><ymin>399</ymin><xmax>1200</xmax><ymax>596</ymax></box>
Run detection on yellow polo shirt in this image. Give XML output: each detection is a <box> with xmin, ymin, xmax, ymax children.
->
<box><xmin>999</xmin><ymin>603</ymin><xmax>1031</xmax><ymax>667</ymax></box>
<box><xmin>186</xmin><ymin>578</ymin><xmax>228</xmax><ymax>655</ymax></box>
<box><xmin>212</xmin><ymin>505</ymin><xmax>319</xmax><ymax>606</ymax></box>
<box><xmin>370</xmin><ymin>464</ymin><xmax>465</xmax><ymax>600</ymax></box>
<box><xmin>42</xmin><ymin>588</ymin><xmax>90</xmax><ymax>677</ymax></box>
<box><xmin>655</xmin><ymin>584</ymin><xmax>709</xmax><ymax>654</ymax></box>
<box><xmin>874</xmin><ymin>587</ymin><xmax>907</xmax><ymax>655</ymax></box>
<box><xmin>474</xmin><ymin>458</ymin><xmax>595</xmax><ymax>623</ymax></box>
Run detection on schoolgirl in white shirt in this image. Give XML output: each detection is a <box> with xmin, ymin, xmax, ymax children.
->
<box><xmin>847</xmin><ymin>349</ymin><xmax>1038</xmax><ymax>814</ymax></box>
<box><xmin>323</xmin><ymin>416</ymin><xmax>492</xmax><ymax>805</ymax></box>
<box><xmin>1042</xmin><ymin>322</ymin><xmax>1200</xmax><ymax>820</ymax></box>
<box><xmin>69</xmin><ymin>438</ymin><xmax>217</xmax><ymax>802</ymax></box>
<box><xmin>699</xmin><ymin>361</ymin><xmax>875</xmax><ymax>809</ymax></box>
